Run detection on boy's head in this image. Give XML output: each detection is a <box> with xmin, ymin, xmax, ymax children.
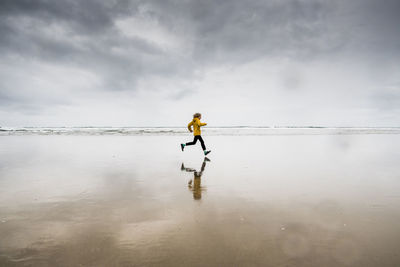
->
<box><xmin>193</xmin><ymin>113</ymin><xmax>201</xmax><ymax>119</ymax></box>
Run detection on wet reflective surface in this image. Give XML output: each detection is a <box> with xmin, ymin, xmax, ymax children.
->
<box><xmin>0</xmin><ymin>135</ymin><xmax>400</xmax><ymax>266</ymax></box>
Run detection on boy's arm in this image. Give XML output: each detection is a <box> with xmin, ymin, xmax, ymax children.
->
<box><xmin>187</xmin><ymin>121</ymin><xmax>193</xmax><ymax>132</ymax></box>
<box><xmin>200</xmin><ymin>122</ymin><xmax>207</xmax><ymax>126</ymax></box>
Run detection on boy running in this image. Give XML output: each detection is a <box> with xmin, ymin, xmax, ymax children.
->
<box><xmin>181</xmin><ymin>113</ymin><xmax>211</xmax><ymax>156</ymax></box>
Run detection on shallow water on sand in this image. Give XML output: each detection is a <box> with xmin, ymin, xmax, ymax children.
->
<box><xmin>0</xmin><ymin>135</ymin><xmax>400</xmax><ymax>266</ymax></box>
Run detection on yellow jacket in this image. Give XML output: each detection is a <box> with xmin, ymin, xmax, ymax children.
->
<box><xmin>188</xmin><ymin>118</ymin><xmax>207</xmax><ymax>136</ymax></box>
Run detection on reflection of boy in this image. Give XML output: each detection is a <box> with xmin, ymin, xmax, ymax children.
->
<box><xmin>188</xmin><ymin>174</ymin><xmax>202</xmax><ymax>200</ymax></box>
<box><xmin>181</xmin><ymin>158</ymin><xmax>209</xmax><ymax>200</ymax></box>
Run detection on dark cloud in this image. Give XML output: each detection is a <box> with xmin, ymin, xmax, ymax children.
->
<box><xmin>1</xmin><ymin>0</ymin><xmax>399</xmax><ymax>82</ymax></box>
<box><xmin>0</xmin><ymin>0</ymin><xmax>192</xmax><ymax>98</ymax></box>
<box><xmin>140</xmin><ymin>0</ymin><xmax>400</xmax><ymax>63</ymax></box>
<box><xmin>137</xmin><ymin>0</ymin><xmax>338</xmax><ymax>63</ymax></box>
<box><xmin>0</xmin><ymin>0</ymin><xmax>131</xmax><ymax>33</ymax></box>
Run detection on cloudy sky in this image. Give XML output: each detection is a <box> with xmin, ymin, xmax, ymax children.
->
<box><xmin>0</xmin><ymin>0</ymin><xmax>399</xmax><ymax>127</ymax></box>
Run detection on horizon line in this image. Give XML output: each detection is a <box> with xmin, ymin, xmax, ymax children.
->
<box><xmin>1</xmin><ymin>125</ymin><xmax>400</xmax><ymax>129</ymax></box>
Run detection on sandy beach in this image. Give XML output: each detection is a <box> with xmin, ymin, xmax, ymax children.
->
<box><xmin>1</xmin><ymin>133</ymin><xmax>400</xmax><ymax>266</ymax></box>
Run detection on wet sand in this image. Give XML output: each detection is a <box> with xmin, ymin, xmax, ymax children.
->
<box><xmin>1</xmin><ymin>135</ymin><xmax>400</xmax><ymax>266</ymax></box>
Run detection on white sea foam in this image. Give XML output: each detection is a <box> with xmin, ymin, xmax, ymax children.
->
<box><xmin>0</xmin><ymin>127</ymin><xmax>399</xmax><ymax>136</ymax></box>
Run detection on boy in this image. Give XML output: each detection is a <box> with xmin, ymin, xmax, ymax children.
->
<box><xmin>181</xmin><ymin>113</ymin><xmax>211</xmax><ymax>156</ymax></box>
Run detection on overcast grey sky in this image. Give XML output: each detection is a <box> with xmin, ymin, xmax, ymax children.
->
<box><xmin>0</xmin><ymin>0</ymin><xmax>399</xmax><ymax>127</ymax></box>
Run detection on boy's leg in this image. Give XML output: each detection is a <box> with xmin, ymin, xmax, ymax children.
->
<box><xmin>198</xmin><ymin>136</ymin><xmax>206</xmax><ymax>150</ymax></box>
<box><xmin>186</xmin><ymin>136</ymin><xmax>199</xmax><ymax>146</ymax></box>
<box><xmin>199</xmin><ymin>136</ymin><xmax>211</xmax><ymax>155</ymax></box>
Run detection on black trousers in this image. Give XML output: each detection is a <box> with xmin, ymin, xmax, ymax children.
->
<box><xmin>186</xmin><ymin>135</ymin><xmax>206</xmax><ymax>150</ymax></box>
